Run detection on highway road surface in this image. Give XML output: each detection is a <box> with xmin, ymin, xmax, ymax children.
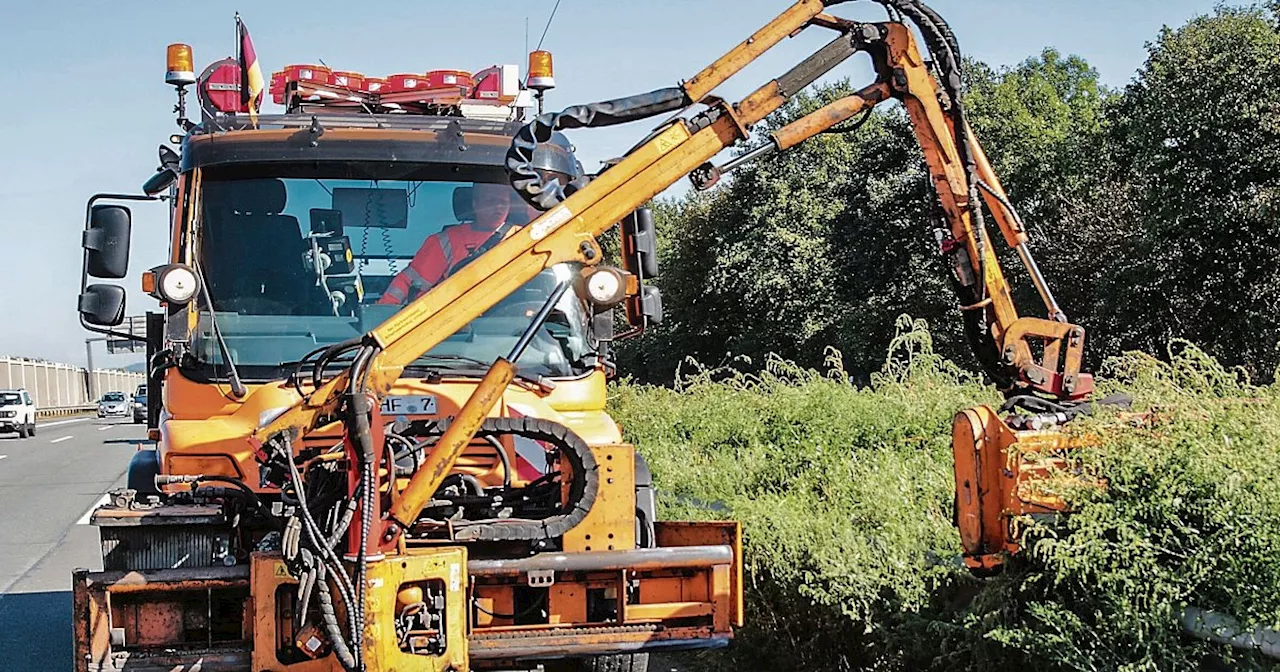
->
<box><xmin>0</xmin><ymin>417</ymin><xmax>693</xmax><ymax>671</ymax></box>
<box><xmin>0</xmin><ymin>415</ymin><xmax>146</xmax><ymax>671</ymax></box>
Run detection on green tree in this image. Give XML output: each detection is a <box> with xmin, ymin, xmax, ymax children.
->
<box><xmin>964</xmin><ymin>50</ymin><xmax>1125</xmax><ymax>343</ymax></box>
<box><xmin>1103</xmin><ymin>5</ymin><xmax>1280</xmax><ymax>380</ymax></box>
<box><xmin>621</xmin><ymin>50</ymin><xmax>1115</xmax><ymax>383</ymax></box>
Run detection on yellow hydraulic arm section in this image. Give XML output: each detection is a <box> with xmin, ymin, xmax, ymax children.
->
<box><xmin>254</xmin><ymin>0</ymin><xmax>1091</xmax><ymax>545</ymax></box>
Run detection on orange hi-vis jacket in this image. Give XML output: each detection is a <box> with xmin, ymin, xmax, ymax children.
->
<box><xmin>378</xmin><ymin>223</ymin><xmax>504</xmax><ymax>305</ymax></box>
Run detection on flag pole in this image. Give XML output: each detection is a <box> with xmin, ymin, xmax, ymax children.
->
<box><xmin>235</xmin><ymin>12</ymin><xmax>242</xmax><ymax>116</ymax></box>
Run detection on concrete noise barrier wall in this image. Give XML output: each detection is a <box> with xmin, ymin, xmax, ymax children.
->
<box><xmin>0</xmin><ymin>357</ymin><xmax>145</xmax><ymax>414</ymax></box>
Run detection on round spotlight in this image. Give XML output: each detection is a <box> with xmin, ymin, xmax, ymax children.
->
<box><xmin>156</xmin><ymin>264</ymin><xmax>200</xmax><ymax>304</ymax></box>
<box><xmin>581</xmin><ymin>266</ymin><xmax>628</xmax><ymax>308</ymax></box>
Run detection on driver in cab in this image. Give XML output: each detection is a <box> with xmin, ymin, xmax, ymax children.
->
<box><xmin>378</xmin><ymin>182</ymin><xmax>527</xmax><ymax>305</ymax></box>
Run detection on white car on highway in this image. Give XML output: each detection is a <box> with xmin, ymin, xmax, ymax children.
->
<box><xmin>0</xmin><ymin>389</ymin><xmax>36</xmax><ymax>438</ymax></box>
<box><xmin>97</xmin><ymin>392</ymin><xmax>129</xmax><ymax>419</ymax></box>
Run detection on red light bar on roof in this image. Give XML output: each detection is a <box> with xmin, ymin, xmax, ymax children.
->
<box><xmin>267</xmin><ymin>63</ymin><xmax>531</xmax><ymax>120</ymax></box>
<box><xmin>332</xmin><ymin>71</ymin><xmax>364</xmax><ymax>91</ymax></box>
<box><xmin>284</xmin><ymin>64</ymin><xmax>331</xmax><ymax>86</ymax></box>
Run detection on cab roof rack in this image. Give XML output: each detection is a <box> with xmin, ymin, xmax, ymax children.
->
<box><xmin>193</xmin><ymin>113</ymin><xmax>521</xmax><ymax>136</ymax></box>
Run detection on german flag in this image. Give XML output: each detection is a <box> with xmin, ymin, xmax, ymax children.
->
<box><xmin>237</xmin><ymin>15</ymin><xmax>265</xmax><ymax>124</ymax></box>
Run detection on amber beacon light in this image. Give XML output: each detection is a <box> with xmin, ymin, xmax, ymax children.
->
<box><xmin>165</xmin><ymin>43</ymin><xmax>196</xmax><ymax>86</ymax></box>
<box><xmin>527</xmin><ymin>50</ymin><xmax>555</xmax><ymax>91</ymax></box>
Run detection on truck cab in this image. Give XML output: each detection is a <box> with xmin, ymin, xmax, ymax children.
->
<box><xmin>73</xmin><ymin>45</ymin><xmax>739</xmax><ymax>672</ymax></box>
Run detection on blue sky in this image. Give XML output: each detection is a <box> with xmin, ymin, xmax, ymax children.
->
<box><xmin>0</xmin><ymin>0</ymin><xmax>1220</xmax><ymax>368</ymax></box>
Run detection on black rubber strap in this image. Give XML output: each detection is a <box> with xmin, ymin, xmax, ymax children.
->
<box><xmin>410</xmin><ymin>416</ymin><xmax>599</xmax><ymax>542</ymax></box>
<box><xmin>506</xmin><ymin>87</ymin><xmax>691</xmax><ymax>210</ymax></box>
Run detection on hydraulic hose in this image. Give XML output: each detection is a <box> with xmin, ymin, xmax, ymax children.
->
<box><xmin>344</xmin><ymin>343</ymin><xmax>381</xmax><ymax>659</ymax></box>
<box><xmin>314</xmin><ymin>562</ymin><xmax>358</xmax><ymax>670</ymax></box>
<box><xmin>506</xmin><ymin>87</ymin><xmax>691</xmax><ymax>209</ymax></box>
<box><xmin>283</xmin><ymin>436</ymin><xmax>361</xmax><ymax>671</ymax></box>
<box><xmin>410</xmin><ymin>417</ymin><xmax>598</xmax><ymax>542</ymax></box>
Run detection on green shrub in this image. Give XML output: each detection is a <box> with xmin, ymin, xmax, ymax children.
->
<box><xmin>612</xmin><ymin>320</ymin><xmax>1280</xmax><ymax>670</ymax></box>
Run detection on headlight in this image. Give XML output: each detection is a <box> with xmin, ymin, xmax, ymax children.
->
<box><xmin>145</xmin><ymin>263</ymin><xmax>200</xmax><ymax>305</ymax></box>
<box><xmin>135</xmin><ymin>402</ymin><xmax>145</xmax><ymax>409</ymax></box>
<box><xmin>580</xmin><ymin>266</ymin><xmax>629</xmax><ymax>309</ymax></box>
<box><xmin>0</xmin><ymin>411</ymin><xmax>14</xmax><ymax>418</ymax></box>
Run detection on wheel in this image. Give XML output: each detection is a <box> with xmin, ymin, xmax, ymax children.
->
<box><xmin>546</xmin><ymin>654</ymin><xmax>649</xmax><ymax>672</ymax></box>
<box><xmin>127</xmin><ymin>450</ymin><xmax>162</xmax><ymax>495</ymax></box>
<box><xmin>16</xmin><ymin>423</ymin><xmax>28</xmax><ymax>439</ymax></box>
<box><xmin>27</xmin><ymin>421</ymin><xmax>35</xmax><ymax>437</ymax></box>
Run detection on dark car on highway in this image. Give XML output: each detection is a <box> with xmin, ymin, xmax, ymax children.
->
<box><xmin>132</xmin><ymin>384</ymin><xmax>147</xmax><ymax>424</ymax></box>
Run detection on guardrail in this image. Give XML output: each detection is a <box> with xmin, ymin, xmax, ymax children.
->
<box><xmin>38</xmin><ymin>405</ymin><xmax>97</xmax><ymax>419</ymax></box>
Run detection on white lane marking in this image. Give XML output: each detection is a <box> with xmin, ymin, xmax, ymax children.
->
<box><xmin>98</xmin><ymin>425</ymin><xmax>111</xmax><ymax>431</ymax></box>
<box><xmin>77</xmin><ymin>493</ymin><xmax>112</xmax><ymax>525</ymax></box>
<box><xmin>0</xmin><ymin>455</ymin><xmax>6</xmax><ymax>460</ymax></box>
<box><xmin>50</xmin><ymin>435</ymin><xmax>74</xmax><ymax>444</ymax></box>
<box><xmin>35</xmin><ymin>417</ymin><xmax>95</xmax><ymax>429</ymax></box>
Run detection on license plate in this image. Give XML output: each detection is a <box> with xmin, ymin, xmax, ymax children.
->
<box><xmin>380</xmin><ymin>395</ymin><xmax>438</xmax><ymax>416</ymax></box>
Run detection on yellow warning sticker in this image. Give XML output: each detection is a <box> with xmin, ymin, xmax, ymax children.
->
<box><xmin>530</xmin><ymin>205</ymin><xmax>574</xmax><ymax>241</ymax></box>
<box><xmin>274</xmin><ymin>563</ymin><xmax>292</xmax><ymax>579</ymax></box>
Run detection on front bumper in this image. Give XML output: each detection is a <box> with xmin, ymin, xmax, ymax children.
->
<box><xmin>99</xmin><ymin>408</ymin><xmax>127</xmax><ymax>417</ymax></box>
<box><xmin>73</xmin><ymin>525</ymin><xmax>742</xmax><ymax>671</ymax></box>
<box><xmin>0</xmin><ymin>421</ymin><xmax>16</xmax><ymax>431</ymax></box>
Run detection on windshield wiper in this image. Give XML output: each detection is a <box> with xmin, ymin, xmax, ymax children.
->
<box><xmin>406</xmin><ymin>355</ymin><xmax>557</xmax><ymax>393</ymax></box>
<box><xmin>414</xmin><ymin>353</ymin><xmax>495</xmax><ymax>369</ymax></box>
<box><xmin>194</xmin><ymin>261</ymin><xmax>247</xmax><ymax>398</ymax></box>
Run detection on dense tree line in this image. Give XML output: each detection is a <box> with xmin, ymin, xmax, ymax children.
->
<box><xmin>619</xmin><ymin>4</ymin><xmax>1280</xmax><ymax>384</ymax></box>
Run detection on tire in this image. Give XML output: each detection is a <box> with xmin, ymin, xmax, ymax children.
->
<box><xmin>16</xmin><ymin>423</ymin><xmax>28</xmax><ymax>439</ymax></box>
<box><xmin>27</xmin><ymin>421</ymin><xmax>35</xmax><ymax>437</ymax></box>
<box><xmin>127</xmin><ymin>450</ymin><xmax>162</xmax><ymax>495</ymax></box>
<box><xmin>548</xmin><ymin>654</ymin><xmax>649</xmax><ymax>672</ymax></box>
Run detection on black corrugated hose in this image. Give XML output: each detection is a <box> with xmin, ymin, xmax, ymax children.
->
<box><xmin>505</xmin><ymin>87</ymin><xmax>692</xmax><ymax>210</ymax></box>
<box><xmin>407</xmin><ymin>416</ymin><xmax>598</xmax><ymax>542</ymax></box>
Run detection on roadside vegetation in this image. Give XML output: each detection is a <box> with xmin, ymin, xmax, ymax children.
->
<box><xmin>615</xmin><ymin>320</ymin><xmax>1280</xmax><ymax>670</ymax></box>
<box><xmin>609</xmin><ymin>7</ymin><xmax>1280</xmax><ymax>668</ymax></box>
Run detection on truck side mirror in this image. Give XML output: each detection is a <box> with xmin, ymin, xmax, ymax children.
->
<box><xmin>142</xmin><ymin>145</ymin><xmax>181</xmax><ymax>196</ymax></box>
<box><xmin>142</xmin><ymin>167</ymin><xmax>178</xmax><ymax>196</ymax></box>
<box><xmin>626</xmin><ymin>285</ymin><xmax>663</xmax><ymax>328</ymax></box>
<box><xmin>79</xmin><ymin>285</ymin><xmax>127</xmax><ymax>326</ymax></box>
<box><xmin>622</xmin><ymin>207</ymin><xmax>659</xmax><ymax>279</ymax></box>
<box><xmin>83</xmin><ymin>205</ymin><xmax>132</xmax><ymax>279</ymax></box>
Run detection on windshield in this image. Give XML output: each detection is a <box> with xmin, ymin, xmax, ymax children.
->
<box><xmin>191</xmin><ymin>166</ymin><xmax>595</xmax><ymax>382</ymax></box>
<box><xmin>102</xmin><ymin>393</ymin><xmax>125</xmax><ymax>402</ymax></box>
<box><xmin>0</xmin><ymin>393</ymin><xmax>19</xmax><ymax>406</ymax></box>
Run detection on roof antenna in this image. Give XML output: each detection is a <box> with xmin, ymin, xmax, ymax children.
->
<box><xmin>536</xmin><ymin>0</ymin><xmax>562</xmax><ymax>52</ymax></box>
<box><xmin>527</xmin><ymin>0</ymin><xmax>562</xmax><ymax>115</ymax></box>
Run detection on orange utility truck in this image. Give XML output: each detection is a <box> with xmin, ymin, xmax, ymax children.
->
<box><xmin>75</xmin><ymin>1</ymin><xmax>1103</xmax><ymax>670</ymax></box>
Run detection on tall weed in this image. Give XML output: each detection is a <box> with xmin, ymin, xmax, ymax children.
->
<box><xmin>613</xmin><ymin>320</ymin><xmax>1280</xmax><ymax>670</ymax></box>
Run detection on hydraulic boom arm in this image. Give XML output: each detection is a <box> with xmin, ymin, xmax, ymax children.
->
<box><xmin>252</xmin><ymin>0</ymin><xmax>1092</xmax><ymax>561</ymax></box>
